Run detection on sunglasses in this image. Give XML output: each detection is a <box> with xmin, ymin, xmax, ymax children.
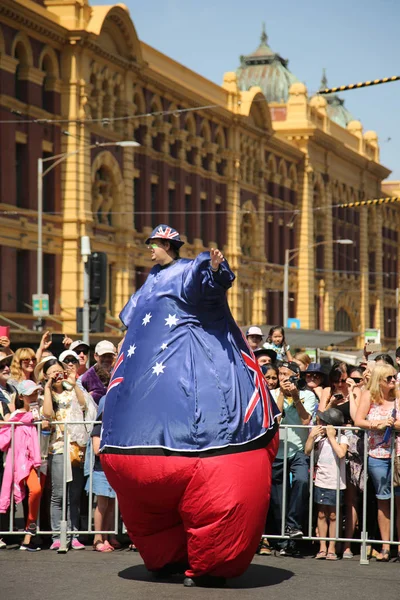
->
<box><xmin>385</xmin><ymin>375</ymin><xmax>396</xmax><ymax>383</ymax></box>
<box><xmin>21</xmin><ymin>358</ymin><xmax>37</xmax><ymax>365</ymax></box>
<box><xmin>351</xmin><ymin>377</ymin><xmax>363</xmax><ymax>384</ymax></box>
<box><xmin>147</xmin><ymin>243</ymin><xmax>160</xmax><ymax>250</ymax></box>
<box><xmin>64</xmin><ymin>358</ymin><xmax>79</xmax><ymax>365</ymax></box>
<box><xmin>0</xmin><ymin>362</ymin><xmax>11</xmax><ymax>372</ymax></box>
<box><xmin>306</xmin><ymin>373</ymin><xmax>322</xmax><ymax>379</ymax></box>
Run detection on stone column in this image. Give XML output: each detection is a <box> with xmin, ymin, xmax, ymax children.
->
<box><xmin>297</xmin><ymin>164</ymin><xmax>315</xmax><ymax>329</ymax></box>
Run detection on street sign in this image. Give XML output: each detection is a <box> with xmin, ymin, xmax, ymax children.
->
<box><xmin>287</xmin><ymin>318</ymin><xmax>301</xmax><ymax>329</ymax></box>
<box><xmin>364</xmin><ymin>329</ymin><xmax>380</xmax><ymax>344</ymax></box>
<box><xmin>32</xmin><ymin>294</ymin><xmax>50</xmax><ymax>317</ymax></box>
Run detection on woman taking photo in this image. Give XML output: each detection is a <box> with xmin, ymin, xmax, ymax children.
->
<box><xmin>355</xmin><ymin>364</ymin><xmax>400</xmax><ymax>562</ymax></box>
<box><xmin>40</xmin><ymin>358</ymin><xmax>96</xmax><ymax>552</ymax></box>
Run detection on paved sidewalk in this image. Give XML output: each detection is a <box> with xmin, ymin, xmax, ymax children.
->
<box><xmin>2</xmin><ymin>546</ymin><xmax>400</xmax><ymax>600</ymax></box>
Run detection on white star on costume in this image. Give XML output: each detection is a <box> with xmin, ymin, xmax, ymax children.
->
<box><xmin>161</xmin><ymin>343</ymin><xmax>168</xmax><ymax>351</ymax></box>
<box><xmin>142</xmin><ymin>313</ymin><xmax>152</xmax><ymax>326</ymax></box>
<box><xmin>165</xmin><ymin>314</ymin><xmax>179</xmax><ymax>328</ymax></box>
<box><xmin>127</xmin><ymin>344</ymin><xmax>136</xmax><ymax>358</ymax></box>
<box><xmin>152</xmin><ymin>362</ymin><xmax>166</xmax><ymax>376</ymax></box>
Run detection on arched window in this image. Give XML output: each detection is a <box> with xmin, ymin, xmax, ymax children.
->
<box><xmin>42</xmin><ymin>54</ymin><xmax>54</xmax><ymax>112</ymax></box>
<box><xmin>334</xmin><ymin>308</ymin><xmax>352</xmax><ymax>332</ymax></box>
<box><xmin>14</xmin><ymin>42</ymin><xmax>29</xmax><ymax>102</ymax></box>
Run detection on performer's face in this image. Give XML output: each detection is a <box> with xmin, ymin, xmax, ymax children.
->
<box><xmin>148</xmin><ymin>240</ymin><xmax>171</xmax><ymax>265</ymax></box>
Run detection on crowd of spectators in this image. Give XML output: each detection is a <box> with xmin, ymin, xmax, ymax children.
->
<box><xmin>0</xmin><ymin>326</ymin><xmax>400</xmax><ymax>563</ymax></box>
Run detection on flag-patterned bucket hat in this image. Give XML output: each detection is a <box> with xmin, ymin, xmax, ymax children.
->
<box><xmin>145</xmin><ymin>224</ymin><xmax>185</xmax><ymax>248</ymax></box>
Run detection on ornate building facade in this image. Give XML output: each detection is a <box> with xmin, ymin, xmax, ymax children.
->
<box><xmin>0</xmin><ymin>0</ymin><xmax>397</xmax><ymax>347</ymax></box>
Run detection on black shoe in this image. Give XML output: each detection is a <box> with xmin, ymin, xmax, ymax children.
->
<box><xmin>24</xmin><ymin>523</ymin><xmax>37</xmax><ymax>537</ymax></box>
<box><xmin>19</xmin><ymin>542</ymin><xmax>41</xmax><ymax>552</ymax></box>
<box><xmin>285</xmin><ymin>526</ymin><xmax>303</xmax><ymax>539</ymax></box>
<box><xmin>183</xmin><ymin>575</ymin><xmax>226</xmax><ymax>588</ymax></box>
<box><xmin>151</xmin><ymin>562</ymin><xmax>189</xmax><ymax>579</ymax></box>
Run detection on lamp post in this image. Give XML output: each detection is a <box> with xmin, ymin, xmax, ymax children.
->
<box><xmin>283</xmin><ymin>239</ymin><xmax>353</xmax><ymax>328</ymax></box>
<box><xmin>36</xmin><ymin>140</ymin><xmax>140</xmax><ymax>300</ymax></box>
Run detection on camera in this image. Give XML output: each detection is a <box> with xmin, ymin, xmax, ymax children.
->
<box><xmin>289</xmin><ymin>375</ymin><xmax>307</xmax><ymax>391</ymax></box>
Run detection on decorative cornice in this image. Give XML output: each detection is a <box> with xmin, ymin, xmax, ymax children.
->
<box><xmin>0</xmin><ymin>4</ymin><xmax>66</xmax><ymax>46</ymax></box>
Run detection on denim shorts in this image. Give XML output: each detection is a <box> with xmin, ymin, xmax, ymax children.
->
<box><xmin>368</xmin><ymin>456</ymin><xmax>400</xmax><ymax>500</ymax></box>
<box><xmin>314</xmin><ymin>486</ymin><xmax>344</xmax><ymax>506</ymax></box>
<box><xmin>85</xmin><ymin>471</ymin><xmax>116</xmax><ymax>499</ymax></box>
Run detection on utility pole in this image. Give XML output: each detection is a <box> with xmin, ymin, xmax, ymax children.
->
<box><xmin>81</xmin><ymin>236</ymin><xmax>91</xmax><ymax>346</ymax></box>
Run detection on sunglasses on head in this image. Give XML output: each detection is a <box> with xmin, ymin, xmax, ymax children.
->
<box><xmin>385</xmin><ymin>375</ymin><xmax>396</xmax><ymax>383</ymax></box>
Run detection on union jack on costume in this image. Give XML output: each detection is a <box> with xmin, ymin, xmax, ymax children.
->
<box><xmin>100</xmin><ymin>224</ymin><xmax>279</xmax><ymax>583</ymax></box>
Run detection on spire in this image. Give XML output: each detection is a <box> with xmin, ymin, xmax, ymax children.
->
<box><xmin>260</xmin><ymin>22</ymin><xmax>268</xmax><ymax>45</ymax></box>
<box><xmin>320</xmin><ymin>68</ymin><xmax>328</xmax><ymax>90</ymax></box>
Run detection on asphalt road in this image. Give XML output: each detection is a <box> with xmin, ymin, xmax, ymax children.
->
<box><xmin>2</xmin><ymin>546</ymin><xmax>400</xmax><ymax>600</ymax></box>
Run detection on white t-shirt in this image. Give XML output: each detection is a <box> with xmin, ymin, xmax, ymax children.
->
<box><xmin>314</xmin><ymin>434</ymin><xmax>349</xmax><ymax>490</ymax></box>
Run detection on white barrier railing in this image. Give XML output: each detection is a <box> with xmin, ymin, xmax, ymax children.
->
<box><xmin>0</xmin><ymin>420</ymin><xmax>399</xmax><ymax>561</ymax></box>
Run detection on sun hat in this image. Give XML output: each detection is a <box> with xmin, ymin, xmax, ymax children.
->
<box><xmin>70</xmin><ymin>340</ymin><xmax>90</xmax><ymax>353</ymax></box>
<box><xmin>0</xmin><ymin>350</ymin><xmax>13</xmax><ymax>366</ymax></box>
<box><xmin>34</xmin><ymin>355</ymin><xmax>58</xmax><ymax>382</ymax></box>
<box><xmin>59</xmin><ymin>350</ymin><xmax>80</xmax><ymax>363</ymax></box>
<box><xmin>17</xmin><ymin>380</ymin><xmax>42</xmax><ymax>396</ymax></box>
<box><xmin>95</xmin><ymin>341</ymin><xmax>117</xmax><ymax>356</ymax></box>
<box><xmin>316</xmin><ymin>407</ymin><xmax>345</xmax><ymax>427</ymax></box>
<box><xmin>246</xmin><ymin>326</ymin><xmax>263</xmax><ymax>337</ymax></box>
<box><xmin>254</xmin><ymin>348</ymin><xmax>277</xmax><ymax>363</ymax></box>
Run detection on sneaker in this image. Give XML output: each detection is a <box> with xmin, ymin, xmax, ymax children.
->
<box><xmin>24</xmin><ymin>523</ymin><xmax>37</xmax><ymax>537</ymax></box>
<box><xmin>279</xmin><ymin>548</ymin><xmax>287</xmax><ymax>556</ymax></box>
<box><xmin>71</xmin><ymin>538</ymin><xmax>85</xmax><ymax>550</ymax></box>
<box><xmin>50</xmin><ymin>540</ymin><xmax>61</xmax><ymax>551</ymax></box>
<box><xmin>0</xmin><ymin>538</ymin><xmax>6</xmax><ymax>549</ymax></box>
<box><xmin>20</xmin><ymin>542</ymin><xmax>41</xmax><ymax>552</ymax></box>
<box><xmin>285</xmin><ymin>526</ymin><xmax>303</xmax><ymax>539</ymax></box>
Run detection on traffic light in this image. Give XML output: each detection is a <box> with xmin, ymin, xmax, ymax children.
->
<box><xmin>76</xmin><ymin>306</ymin><xmax>106</xmax><ymax>333</ymax></box>
<box><xmin>89</xmin><ymin>252</ymin><xmax>107</xmax><ymax>305</ymax></box>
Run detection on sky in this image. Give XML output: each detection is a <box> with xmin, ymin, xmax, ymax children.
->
<box><xmin>96</xmin><ymin>0</ymin><xmax>400</xmax><ymax>181</ymax></box>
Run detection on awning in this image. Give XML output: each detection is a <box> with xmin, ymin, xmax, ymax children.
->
<box><xmin>242</xmin><ymin>326</ymin><xmax>359</xmax><ymax>350</ymax></box>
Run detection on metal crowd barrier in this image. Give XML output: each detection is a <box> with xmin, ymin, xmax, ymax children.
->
<box><xmin>0</xmin><ymin>420</ymin><xmax>399</xmax><ymax>562</ymax></box>
<box><xmin>263</xmin><ymin>424</ymin><xmax>399</xmax><ymax>565</ymax></box>
<box><xmin>0</xmin><ymin>419</ymin><xmax>123</xmax><ymax>553</ymax></box>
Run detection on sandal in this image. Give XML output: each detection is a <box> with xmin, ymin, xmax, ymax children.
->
<box><xmin>326</xmin><ymin>552</ymin><xmax>338</xmax><ymax>561</ymax></box>
<box><xmin>315</xmin><ymin>550</ymin><xmax>327</xmax><ymax>559</ymax></box>
<box><xmin>103</xmin><ymin>540</ymin><xmax>115</xmax><ymax>551</ymax></box>
<box><xmin>376</xmin><ymin>549</ymin><xmax>390</xmax><ymax>562</ymax></box>
<box><xmin>128</xmin><ymin>543</ymin><xmax>138</xmax><ymax>552</ymax></box>
<box><xmin>93</xmin><ymin>540</ymin><xmax>113</xmax><ymax>553</ymax></box>
<box><xmin>257</xmin><ymin>539</ymin><xmax>271</xmax><ymax>556</ymax></box>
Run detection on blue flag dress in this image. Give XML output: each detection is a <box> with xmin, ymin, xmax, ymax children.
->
<box><xmin>101</xmin><ymin>252</ymin><xmax>279</xmax><ymax>455</ymax></box>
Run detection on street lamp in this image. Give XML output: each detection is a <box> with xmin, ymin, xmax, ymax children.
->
<box><xmin>283</xmin><ymin>239</ymin><xmax>353</xmax><ymax>327</ymax></box>
<box><xmin>36</xmin><ymin>140</ymin><xmax>140</xmax><ymax>299</ymax></box>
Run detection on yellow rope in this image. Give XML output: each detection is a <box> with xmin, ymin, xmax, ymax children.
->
<box><xmin>318</xmin><ymin>75</ymin><xmax>400</xmax><ymax>94</ymax></box>
<box><xmin>333</xmin><ymin>196</ymin><xmax>400</xmax><ymax>209</ymax></box>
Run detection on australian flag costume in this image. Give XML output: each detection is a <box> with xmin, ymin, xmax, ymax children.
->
<box><xmin>101</xmin><ymin>225</ymin><xmax>280</xmax><ymax>582</ymax></box>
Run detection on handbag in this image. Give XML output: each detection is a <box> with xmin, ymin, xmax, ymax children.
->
<box><xmin>70</xmin><ymin>441</ymin><xmax>86</xmax><ymax>468</ymax></box>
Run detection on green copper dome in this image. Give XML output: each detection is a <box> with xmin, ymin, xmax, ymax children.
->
<box><xmin>319</xmin><ymin>69</ymin><xmax>353</xmax><ymax>128</ymax></box>
<box><xmin>236</xmin><ymin>24</ymin><xmax>299</xmax><ymax>103</ymax></box>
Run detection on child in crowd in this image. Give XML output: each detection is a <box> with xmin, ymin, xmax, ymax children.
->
<box><xmin>0</xmin><ymin>381</ymin><xmax>43</xmax><ymax>551</ymax></box>
<box><xmin>263</xmin><ymin>326</ymin><xmax>292</xmax><ymax>362</ymax></box>
<box><xmin>86</xmin><ymin>396</ymin><xmax>119</xmax><ymax>552</ymax></box>
<box><xmin>305</xmin><ymin>407</ymin><xmax>348</xmax><ymax>561</ymax></box>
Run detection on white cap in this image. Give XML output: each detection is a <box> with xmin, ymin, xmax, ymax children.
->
<box><xmin>59</xmin><ymin>350</ymin><xmax>80</xmax><ymax>363</ymax></box>
<box><xmin>70</xmin><ymin>340</ymin><xmax>90</xmax><ymax>353</ymax></box>
<box><xmin>95</xmin><ymin>340</ymin><xmax>117</xmax><ymax>356</ymax></box>
<box><xmin>246</xmin><ymin>326</ymin><xmax>264</xmax><ymax>338</ymax></box>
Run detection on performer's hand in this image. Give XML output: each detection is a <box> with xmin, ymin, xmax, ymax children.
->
<box><xmin>210</xmin><ymin>248</ymin><xmax>224</xmax><ymax>270</ymax></box>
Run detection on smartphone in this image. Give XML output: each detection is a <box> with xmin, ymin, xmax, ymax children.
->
<box><xmin>366</xmin><ymin>342</ymin><xmax>382</xmax><ymax>353</ymax></box>
<box><xmin>52</xmin><ymin>333</ymin><xmax>65</xmax><ymax>346</ymax></box>
<box><xmin>0</xmin><ymin>326</ymin><xmax>10</xmax><ymax>338</ymax></box>
<box><xmin>333</xmin><ymin>393</ymin><xmax>344</xmax><ymax>401</ymax></box>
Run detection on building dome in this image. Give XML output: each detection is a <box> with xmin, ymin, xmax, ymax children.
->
<box><xmin>318</xmin><ymin>69</ymin><xmax>353</xmax><ymax>128</ymax></box>
<box><xmin>236</xmin><ymin>24</ymin><xmax>300</xmax><ymax>103</ymax></box>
